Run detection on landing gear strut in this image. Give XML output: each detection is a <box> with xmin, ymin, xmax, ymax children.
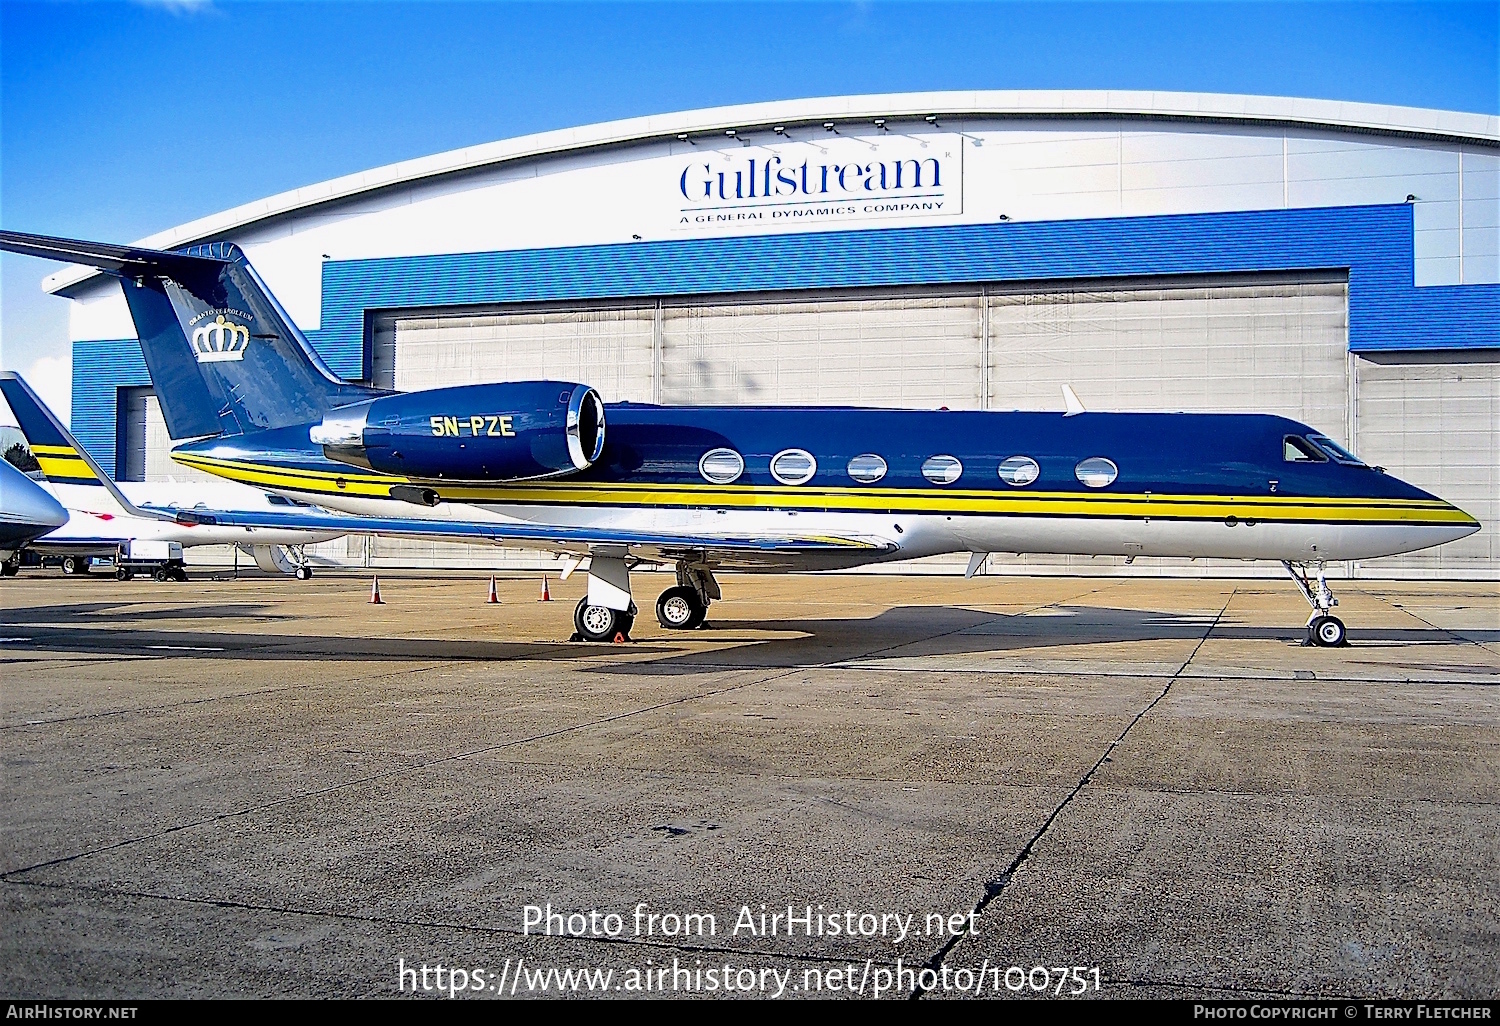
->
<box><xmin>290</xmin><ymin>545</ymin><xmax>313</xmax><ymax>580</ymax></box>
<box><xmin>1282</xmin><ymin>561</ymin><xmax>1346</xmax><ymax>647</ymax></box>
<box><xmin>656</xmin><ymin>563</ymin><xmax>718</xmax><ymax>630</ymax></box>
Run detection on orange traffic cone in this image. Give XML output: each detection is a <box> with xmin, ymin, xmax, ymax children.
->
<box><xmin>369</xmin><ymin>576</ymin><xmax>384</xmax><ymax>604</ymax></box>
<box><xmin>539</xmin><ymin>575</ymin><xmax>552</xmax><ymax>602</ymax></box>
<box><xmin>612</xmin><ymin>631</ymin><xmax>626</xmax><ymax>644</ymax></box>
<box><xmin>487</xmin><ymin>576</ymin><xmax>500</xmax><ymax>604</ymax></box>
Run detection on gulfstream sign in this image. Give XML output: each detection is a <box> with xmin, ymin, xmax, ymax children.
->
<box><xmin>675</xmin><ymin>135</ymin><xmax>963</xmax><ymax>230</ymax></box>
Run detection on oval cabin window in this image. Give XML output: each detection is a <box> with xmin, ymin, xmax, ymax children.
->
<box><xmin>769</xmin><ymin>449</ymin><xmax>818</xmax><ymax>486</ymax></box>
<box><xmin>846</xmin><ymin>454</ymin><xmax>888</xmax><ymax>484</ymax></box>
<box><xmin>921</xmin><ymin>455</ymin><xmax>963</xmax><ymax>485</ymax></box>
<box><xmin>998</xmin><ymin>456</ymin><xmax>1040</xmax><ymax>487</ymax></box>
<box><xmin>1074</xmin><ymin>457</ymin><xmax>1118</xmax><ymax>488</ymax></box>
<box><xmin>699</xmin><ymin>448</ymin><xmax>744</xmax><ymax>485</ymax></box>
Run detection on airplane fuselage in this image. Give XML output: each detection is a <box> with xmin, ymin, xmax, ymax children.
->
<box><xmin>169</xmin><ymin>405</ymin><xmax>1478</xmax><ymax>569</ymax></box>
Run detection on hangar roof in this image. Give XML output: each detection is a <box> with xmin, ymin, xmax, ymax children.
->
<box><xmin>43</xmin><ymin>89</ymin><xmax>1500</xmax><ymax>296</ymax></box>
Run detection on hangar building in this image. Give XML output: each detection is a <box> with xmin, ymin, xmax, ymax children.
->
<box><xmin>47</xmin><ymin>91</ymin><xmax>1500</xmax><ymax>578</ymax></box>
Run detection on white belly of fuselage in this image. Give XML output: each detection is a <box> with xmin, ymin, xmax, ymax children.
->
<box><xmin>276</xmin><ymin>491</ymin><xmax>1473</xmax><ymax>565</ymax></box>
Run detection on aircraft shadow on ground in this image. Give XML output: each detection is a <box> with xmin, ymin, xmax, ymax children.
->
<box><xmin>2</xmin><ymin>602</ymin><xmax>1495</xmax><ymax>668</ymax></box>
<box><xmin>0</xmin><ymin>600</ymin><xmax>294</xmax><ymax>624</ymax></box>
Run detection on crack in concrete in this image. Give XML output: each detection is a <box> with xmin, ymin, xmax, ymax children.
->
<box><xmin>1361</xmin><ymin>587</ymin><xmax>1500</xmax><ymax>659</ymax></box>
<box><xmin>907</xmin><ymin>589</ymin><xmax>1237</xmax><ymax>1000</ymax></box>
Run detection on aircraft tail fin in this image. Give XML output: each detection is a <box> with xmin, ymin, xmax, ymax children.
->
<box><xmin>0</xmin><ymin>372</ymin><xmax>153</xmax><ymax>519</ymax></box>
<box><xmin>0</xmin><ymin>231</ymin><xmax>381</xmax><ymax>440</ymax></box>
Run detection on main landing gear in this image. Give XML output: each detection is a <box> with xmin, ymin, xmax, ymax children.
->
<box><xmin>570</xmin><ymin>558</ymin><xmax>719</xmax><ymax>642</ymax></box>
<box><xmin>573</xmin><ymin>597</ymin><xmax>636</xmax><ymax>643</ymax></box>
<box><xmin>656</xmin><ymin>563</ymin><xmax>718</xmax><ymax>631</ymax></box>
<box><xmin>1282</xmin><ymin>561</ymin><xmax>1347</xmax><ymax>647</ymax></box>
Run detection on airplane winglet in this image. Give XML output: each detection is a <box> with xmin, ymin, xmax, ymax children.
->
<box><xmin>1062</xmin><ymin>384</ymin><xmax>1086</xmax><ymax>417</ymax></box>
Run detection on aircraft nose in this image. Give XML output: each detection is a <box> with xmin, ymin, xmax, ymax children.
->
<box><xmin>1394</xmin><ymin>474</ymin><xmax>1481</xmax><ymax>540</ymax></box>
<box><xmin>1</xmin><ymin>463</ymin><xmax>68</xmax><ymax>529</ymax></box>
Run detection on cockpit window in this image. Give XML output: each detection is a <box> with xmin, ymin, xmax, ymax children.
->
<box><xmin>1307</xmin><ymin>434</ymin><xmax>1365</xmax><ymax>466</ymax></box>
<box><xmin>1283</xmin><ymin>436</ymin><xmax>1328</xmax><ymax>463</ymax></box>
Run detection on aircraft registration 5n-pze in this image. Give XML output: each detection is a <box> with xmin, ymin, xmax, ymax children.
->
<box><xmin>0</xmin><ymin>230</ymin><xmax>1480</xmax><ymax>645</ymax></box>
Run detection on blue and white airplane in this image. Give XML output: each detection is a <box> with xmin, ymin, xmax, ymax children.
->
<box><xmin>0</xmin><ymin>230</ymin><xmax>1480</xmax><ymax>645</ymax></box>
<box><xmin>0</xmin><ymin>455</ymin><xmax>68</xmax><ymax>563</ymax></box>
<box><xmin>0</xmin><ymin>372</ymin><xmax>354</xmax><ymax>580</ymax></box>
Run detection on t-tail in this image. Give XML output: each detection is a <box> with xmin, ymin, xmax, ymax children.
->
<box><xmin>0</xmin><ymin>371</ymin><xmax>151</xmax><ymax>519</ymax></box>
<box><xmin>0</xmin><ymin>231</ymin><xmax>382</xmax><ymax>441</ymax></box>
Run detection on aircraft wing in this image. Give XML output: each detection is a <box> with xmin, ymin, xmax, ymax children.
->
<box><xmin>139</xmin><ymin>504</ymin><xmax>898</xmax><ymax>567</ymax></box>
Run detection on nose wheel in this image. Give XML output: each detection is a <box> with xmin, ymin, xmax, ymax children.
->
<box><xmin>1309</xmin><ymin>614</ymin><xmax>1346</xmax><ymax>647</ymax></box>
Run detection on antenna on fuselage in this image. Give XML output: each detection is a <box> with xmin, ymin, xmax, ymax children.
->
<box><xmin>1062</xmin><ymin>384</ymin><xmax>1087</xmax><ymax>417</ymax></box>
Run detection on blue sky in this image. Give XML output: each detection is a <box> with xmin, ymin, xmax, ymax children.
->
<box><xmin>2</xmin><ymin>0</ymin><xmax>1497</xmax><ymax>422</ymax></box>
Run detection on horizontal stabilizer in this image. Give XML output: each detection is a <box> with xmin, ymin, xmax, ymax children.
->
<box><xmin>0</xmin><ymin>230</ymin><xmax>224</xmax><ymax>279</ymax></box>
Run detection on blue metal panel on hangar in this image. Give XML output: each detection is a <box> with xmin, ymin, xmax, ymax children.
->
<box><xmin>71</xmin><ymin>203</ymin><xmax>1500</xmax><ymax>477</ymax></box>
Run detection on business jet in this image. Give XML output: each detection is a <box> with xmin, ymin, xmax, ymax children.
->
<box><xmin>0</xmin><ymin>372</ymin><xmax>354</xmax><ymax>580</ymax></box>
<box><xmin>0</xmin><ymin>231</ymin><xmax>1479</xmax><ymax>644</ymax></box>
<box><xmin>0</xmin><ymin>455</ymin><xmax>68</xmax><ymax>563</ymax></box>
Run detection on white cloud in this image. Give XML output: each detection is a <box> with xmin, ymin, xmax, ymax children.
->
<box><xmin>23</xmin><ymin>354</ymin><xmax>72</xmax><ymax>428</ymax></box>
<box><xmin>128</xmin><ymin>0</ymin><xmax>216</xmax><ymax>13</ymax></box>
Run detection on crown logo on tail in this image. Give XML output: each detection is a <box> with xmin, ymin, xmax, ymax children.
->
<box><xmin>192</xmin><ymin>315</ymin><xmax>250</xmax><ymax>363</ymax></box>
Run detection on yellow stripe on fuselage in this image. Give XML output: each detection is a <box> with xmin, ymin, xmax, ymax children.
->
<box><xmin>171</xmin><ymin>452</ymin><xmax>1475</xmax><ymax>527</ymax></box>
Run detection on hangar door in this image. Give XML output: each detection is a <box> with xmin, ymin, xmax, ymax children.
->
<box><xmin>386</xmin><ymin>293</ymin><xmax>984</xmax><ymax>568</ymax></box>
<box><xmin>983</xmin><ymin>278</ymin><xmax>1351</xmax><ymax>575</ymax></box>
<box><xmin>385</xmin><ymin>306</ymin><xmax>657</xmax><ymax>567</ymax></box>
<box><xmin>1354</xmin><ymin>353</ymin><xmax>1498</xmax><ymax>577</ymax></box>
<box><xmin>659</xmin><ymin>293</ymin><xmax>982</xmax><ymax>408</ymax></box>
<box><xmin>380</xmin><ymin>278</ymin><xmax>1350</xmax><ymax>574</ymax></box>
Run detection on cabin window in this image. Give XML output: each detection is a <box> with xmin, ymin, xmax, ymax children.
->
<box><xmin>699</xmin><ymin>448</ymin><xmax>745</xmax><ymax>484</ymax></box>
<box><xmin>921</xmin><ymin>455</ymin><xmax>963</xmax><ymax>485</ymax></box>
<box><xmin>846</xmin><ymin>454</ymin><xmax>888</xmax><ymax>484</ymax></box>
<box><xmin>1074</xmin><ymin>457</ymin><xmax>1118</xmax><ymax>488</ymax></box>
<box><xmin>998</xmin><ymin>456</ymin><xmax>1040</xmax><ymax>487</ymax></box>
<box><xmin>1283</xmin><ymin>436</ymin><xmax>1328</xmax><ymax>463</ymax></box>
<box><xmin>769</xmin><ymin>449</ymin><xmax>818</xmax><ymax>486</ymax></box>
<box><xmin>1307</xmin><ymin>434</ymin><xmax>1365</xmax><ymax>466</ymax></box>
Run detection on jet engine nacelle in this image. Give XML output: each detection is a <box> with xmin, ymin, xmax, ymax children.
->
<box><xmin>310</xmin><ymin>381</ymin><xmax>605</xmax><ymax>482</ymax></box>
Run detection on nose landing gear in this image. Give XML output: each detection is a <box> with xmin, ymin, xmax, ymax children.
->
<box><xmin>289</xmin><ymin>545</ymin><xmax>313</xmax><ymax>580</ymax></box>
<box><xmin>1283</xmin><ymin>561</ymin><xmax>1346</xmax><ymax>647</ymax></box>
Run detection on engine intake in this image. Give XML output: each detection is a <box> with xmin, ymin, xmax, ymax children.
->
<box><xmin>311</xmin><ymin>381</ymin><xmax>605</xmax><ymax>482</ymax></box>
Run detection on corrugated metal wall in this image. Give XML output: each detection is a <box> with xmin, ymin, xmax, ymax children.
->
<box><xmin>1354</xmin><ymin>353</ymin><xmax>1498</xmax><ymax>577</ymax></box>
<box><xmin>369</xmin><ymin>277</ymin><xmax>1385</xmax><ymax>575</ymax></box>
<box><xmin>983</xmin><ymin>281</ymin><xmax>1350</xmax><ymax>574</ymax></box>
